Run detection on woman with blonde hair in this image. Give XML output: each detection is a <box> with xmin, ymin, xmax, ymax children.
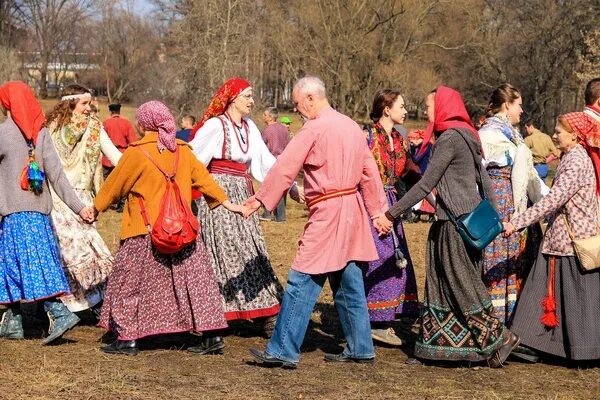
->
<box><xmin>44</xmin><ymin>84</ymin><xmax>122</xmax><ymax>341</ymax></box>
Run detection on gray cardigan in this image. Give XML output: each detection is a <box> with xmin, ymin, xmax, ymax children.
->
<box><xmin>0</xmin><ymin>117</ymin><xmax>85</xmax><ymax>216</ymax></box>
<box><xmin>388</xmin><ymin>128</ymin><xmax>497</xmax><ymax>220</ymax></box>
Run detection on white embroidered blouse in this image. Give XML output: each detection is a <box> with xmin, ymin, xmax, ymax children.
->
<box><xmin>189</xmin><ymin>116</ymin><xmax>276</xmax><ymax>182</ymax></box>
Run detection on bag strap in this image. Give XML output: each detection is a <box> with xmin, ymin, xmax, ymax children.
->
<box><xmin>136</xmin><ymin>146</ymin><xmax>179</xmax><ymax>178</ymax></box>
<box><xmin>438</xmin><ymin>129</ymin><xmax>486</xmax><ymax>223</ymax></box>
<box><xmin>135</xmin><ymin>145</ymin><xmax>181</xmax><ymax>231</ymax></box>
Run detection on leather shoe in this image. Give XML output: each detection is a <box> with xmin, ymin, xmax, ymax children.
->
<box><xmin>488</xmin><ymin>331</ymin><xmax>520</xmax><ymax>368</ymax></box>
<box><xmin>323</xmin><ymin>352</ymin><xmax>375</xmax><ymax>364</ymax></box>
<box><xmin>249</xmin><ymin>348</ymin><xmax>297</xmax><ymax>369</ymax></box>
<box><xmin>101</xmin><ymin>339</ymin><xmax>139</xmax><ymax>356</ymax></box>
<box><xmin>187</xmin><ymin>335</ymin><xmax>225</xmax><ymax>355</ymax></box>
<box><xmin>510</xmin><ymin>344</ymin><xmax>539</xmax><ymax>363</ymax></box>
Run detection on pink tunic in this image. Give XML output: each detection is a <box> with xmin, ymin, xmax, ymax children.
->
<box><xmin>255</xmin><ymin>107</ymin><xmax>388</xmax><ymax>274</ymax></box>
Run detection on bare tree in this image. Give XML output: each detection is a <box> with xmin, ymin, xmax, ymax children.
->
<box><xmin>12</xmin><ymin>0</ymin><xmax>93</xmax><ymax>97</ymax></box>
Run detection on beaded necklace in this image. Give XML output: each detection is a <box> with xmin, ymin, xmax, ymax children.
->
<box><xmin>225</xmin><ymin>112</ymin><xmax>250</xmax><ymax>154</ymax></box>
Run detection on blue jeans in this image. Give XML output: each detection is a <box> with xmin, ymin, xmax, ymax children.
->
<box><xmin>266</xmin><ymin>261</ymin><xmax>374</xmax><ymax>364</ymax></box>
<box><xmin>534</xmin><ymin>163</ymin><xmax>549</xmax><ymax>179</ymax></box>
<box><xmin>261</xmin><ymin>196</ymin><xmax>286</xmax><ymax>222</ymax></box>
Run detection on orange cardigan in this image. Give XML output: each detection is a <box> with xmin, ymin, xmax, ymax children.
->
<box><xmin>94</xmin><ymin>132</ymin><xmax>228</xmax><ymax>240</ymax></box>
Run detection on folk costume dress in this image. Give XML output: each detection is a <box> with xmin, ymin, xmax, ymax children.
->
<box><xmin>363</xmin><ymin>123</ymin><xmax>419</xmax><ymax>321</ymax></box>
<box><xmin>48</xmin><ymin>114</ymin><xmax>122</xmax><ymax>312</ymax></box>
<box><xmin>95</xmin><ymin>101</ymin><xmax>228</xmax><ymax>340</ymax></box>
<box><xmin>190</xmin><ymin>78</ymin><xmax>283</xmax><ymax>321</ymax></box>
<box><xmin>0</xmin><ymin>82</ymin><xmax>85</xmax><ymax>304</ymax></box>
<box><xmin>386</xmin><ymin>87</ymin><xmax>507</xmax><ymax>362</ymax></box>
<box><xmin>510</xmin><ymin>113</ymin><xmax>600</xmax><ymax>360</ymax></box>
<box><xmin>479</xmin><ymin>114</ymin><xmax>546</xmax><ymax>324</ymax></box>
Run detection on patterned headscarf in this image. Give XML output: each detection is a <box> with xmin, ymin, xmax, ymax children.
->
<box><xmin>563</xmin><ymin>112</ymin><xmax>600</xmax><ymax>194</ymax></box>
<box><xmin>135</xmin><ymin>101</ymin><xmax>177</xmax><ymax>152</ymax></box>
<box><xmin>189</xmin><ymin>77</ymin><xmax>251</xmax><ymax>141</ymax></box>
<box><xmin>0</xmin><ymin>81</ymin><xmax>45</xmax><ymax>145</ymax></box>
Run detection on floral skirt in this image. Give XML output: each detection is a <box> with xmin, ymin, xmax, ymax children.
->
<box><xmin>0</xmin><ymin>212</ymin><xmax>70</xmax><ymax>303</ymax></box>
<box><xmin>361</xmin><ymin>187</ymin><xmax>419</xmax><ymax>321</ymax></box>
<box><xmin>51</xmin><ymin>188</ymin><xmax>114</xmax><ymax>311</ymax></box>
<box><xmin>197</xmin><ymin>173</ymin><xmax>283</xmax><ymax>321</ymax></box>
<box><xmin>99</xmin><ymin>235</ymin><xmax>227</xmax><ymax>340</ymax></box>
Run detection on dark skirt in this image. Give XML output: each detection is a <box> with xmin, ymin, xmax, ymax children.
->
<box><xmin>510</xmin><ymin>251</ymin><xmax>600</xmax><ymax>360</ymax></box>
<box><xmin>415</xmin><ymin>221</ymin><xmax>506</xmax><ymax>362</ymax></box>
<box><xmin>362</xmin><ymin>187</ymin><xmax>419</xmax><ymax>321</ymax></box>
<box><xmin>99</xmin><ymin>235</ymin><xmax>227</xmax><ymax>341</ymax></box>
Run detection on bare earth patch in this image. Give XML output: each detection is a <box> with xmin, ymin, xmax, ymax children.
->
<box><xmin>1</xmin><ymin>201</ymin><xmax>598</xmax><ymax>400</ymax></box>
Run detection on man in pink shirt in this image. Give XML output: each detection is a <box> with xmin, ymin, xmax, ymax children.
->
<box><xmin>245</xmin><ymin>76</ymin><xmax>392</xmax><ymax>368</ymax></box>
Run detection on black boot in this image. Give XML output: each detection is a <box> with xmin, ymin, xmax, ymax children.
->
<box><xmin>101</xmin><ymin>339</ymin><xmax>139</xmax><ymax>356</ymax></box>
<box><xmin>187</xmin><ymin>335</ymin><xmax>224</xmax><ymax>355</ymax></box>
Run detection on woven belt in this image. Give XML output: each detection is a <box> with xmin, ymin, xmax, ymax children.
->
<box><xmin>306</xmin><ymin>187</ymin><xmax>358</xmax><ymax>208</ymax></box>
<box><xmin>208</xmin><ymin>159</ymin><xmax>253</xmax><ymax>194</ymax></box>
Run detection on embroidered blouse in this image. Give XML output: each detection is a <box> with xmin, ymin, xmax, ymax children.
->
<box><xmin>511</xmin><ymin>145</ymin><xmax>598</xmax><ymax>256</ymax></box>
<box><xmin>479</xmin><ymin>115</ymin><xmax>548</xmax><ymax>214</ymax></box>
<box><xmin>367</xmin><ymin>124</ymin><xmax>407</xmax><ymax>187</ymax></box>
<box><xmin>189</xmin><ymin>116</ymin><xmax>276</xmax><ymax>182</ymax></box>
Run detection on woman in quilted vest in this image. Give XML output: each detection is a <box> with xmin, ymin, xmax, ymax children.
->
<box><xmin>93</xmin><ymin>101</ymin><xmax>244</xmax><ymax>356</ymax></box>
<box><xmin>505</xmin><ymin>112</ymin><xmax>600</xmax><ymax>363</ymax></box>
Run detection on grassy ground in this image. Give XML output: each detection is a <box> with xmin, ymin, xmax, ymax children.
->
<box><xmin>1</xmin><ymin>199</ymin><xmax>599</xmax><ymax>400</ymax></box>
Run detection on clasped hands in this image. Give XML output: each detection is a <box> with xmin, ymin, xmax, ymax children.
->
<box><xmin>372</xmin><ymin>213</ymin><xmax>392</xmax><ymax>237</ymax></box>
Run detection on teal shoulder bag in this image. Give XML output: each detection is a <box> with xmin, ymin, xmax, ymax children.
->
<box><xmin>442</xmin><ymin>132</ymin><xmax>503</xmax><ymax>250</ymax></box>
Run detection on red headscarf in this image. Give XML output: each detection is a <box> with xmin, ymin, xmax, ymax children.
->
<box><xmin>0</xmin><ymin>81</ymin><xmax>45</xmax><ymax>145</ymax></box>
<box><xmin>563</xmin><ymin>112</ymin><xmax>600</xmax><ymax>194</ymax></box>
<box><xmin>189</xmin><ymin>77</ymin><xmax>251</xmax><ymax>141</ymax></box>
<box><xmin>418</xmin><ymin>85</ymin><xmax>480</xmax><ymax>158</ymax></box>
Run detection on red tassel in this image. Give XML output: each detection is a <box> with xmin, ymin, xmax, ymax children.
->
<box><xmin>540</xmin><ymin>256</ymin><xmax>559</xmax><ymax>328</ymax></box>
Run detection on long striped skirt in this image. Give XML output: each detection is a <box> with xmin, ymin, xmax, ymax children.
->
<box><xmin>361</xmin><ymin>187</ymin><xmax>419</xmax><ymax>321</ymax></box>
<box><xmin>482</xmin><ymin>167</ymin><xmax>540</xmax><ymax>324</ymax></box>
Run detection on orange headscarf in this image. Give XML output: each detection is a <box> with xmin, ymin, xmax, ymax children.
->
<box><xmin>189</xmin><ymin>77</ymin><xmax>251</xmax><ymax>141</ymax></box>
<box><xmin>0</xmin><ymin>81</ymin><xmax>45</xmax><ymax>145</ymax></box>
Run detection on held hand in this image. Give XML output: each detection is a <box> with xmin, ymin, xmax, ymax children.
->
<box><xmin>502</xmin><ymin>221</ymin><xmax>515</xmax><ymax>237</ymax></box>
<box><xmin>241</xmin><ymin>196</ymin><xmax>262</xmax><ymax>218</ymax></box>
<box><xmin>289</xmin><ymin>184</ymin><xmax>306</xmax><ymax>204</ymax></box>
<box><xmin>222</xmin><ymin>200</ymin><xmax>245</xmax><ymax>216</ymax></box>
<box><xmin>79</xmin><ymin>206</ymin><xmax>95</xmax><ymax>224</ymax></box>
<box><xmin>372</xmin><ymin>213</ymin><xmax>392</xmax><ymax>236</ymax></box>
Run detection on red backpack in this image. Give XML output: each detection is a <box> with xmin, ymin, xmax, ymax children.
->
<box><xmin>137</xmin><ymin>146</ymin><xmax>199</xmax><ymax>254</ymax></box>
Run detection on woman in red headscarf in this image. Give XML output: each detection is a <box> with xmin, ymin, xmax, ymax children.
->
<box><xmin>384</xmin><ymin>86</ymin><xmax>517</xmax><ymax>367</ymax></box>
<box><xmin>189</xmin><ymin>78</ymin><xmax>287</xmax><ymax>336</ymax></box>
<box><xmin>0</xmin><ymin>81</ymin><xmax>94</xmax><ymax>344</ymax></box>
<box><xmin>505</xmin><ymin>112</ymin><xmax>600</xmax><ymax>363</ymax></box>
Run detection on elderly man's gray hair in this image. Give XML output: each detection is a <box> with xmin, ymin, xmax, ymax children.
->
<box><xmin>294</xmin><ymin>76</ymin><xmax>326</xmax><ymax>98</ymax></box>
<box><xmin>265</xmin><ymin>107</ymin><xmax>279</xmax><ymax>120</ymax></box>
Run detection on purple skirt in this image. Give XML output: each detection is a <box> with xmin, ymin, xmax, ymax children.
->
<box><xmin>361</xmin><ymin>188</ymin><xmax>419</xmax><ymax>322</ymax></box>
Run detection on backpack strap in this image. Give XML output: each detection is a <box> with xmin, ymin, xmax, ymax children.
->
<box><xmin>135</xmin><ymin>146</ymin><xmax>181</xmax><ymax>231</ymax></box>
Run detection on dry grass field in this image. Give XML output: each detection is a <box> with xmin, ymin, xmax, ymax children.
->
<box><xmin>1</xmin><ymin>199</ymin><xmax>599</xmax><ymax>400</ymax></box>
<box><xmin>0</xmin><ymin>99</ymin><xmax>597</xmax><ymax>399</ymax></box>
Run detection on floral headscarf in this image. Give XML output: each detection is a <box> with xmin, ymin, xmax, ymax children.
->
<box><xmin>136</xmin><ymin>101</ymin><xmax>177</xmax><ymax>152</ymax></box>
<box><xmin>189</xmin><ymin>77</ymin><xmax>251</xmax><ymax>141</ymax></box>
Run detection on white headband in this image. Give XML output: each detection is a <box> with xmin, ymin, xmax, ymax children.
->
<box><xmin>61</xmin><ymin>93</ymin><xmax>92</xmax><ymax>102</ymax></box>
